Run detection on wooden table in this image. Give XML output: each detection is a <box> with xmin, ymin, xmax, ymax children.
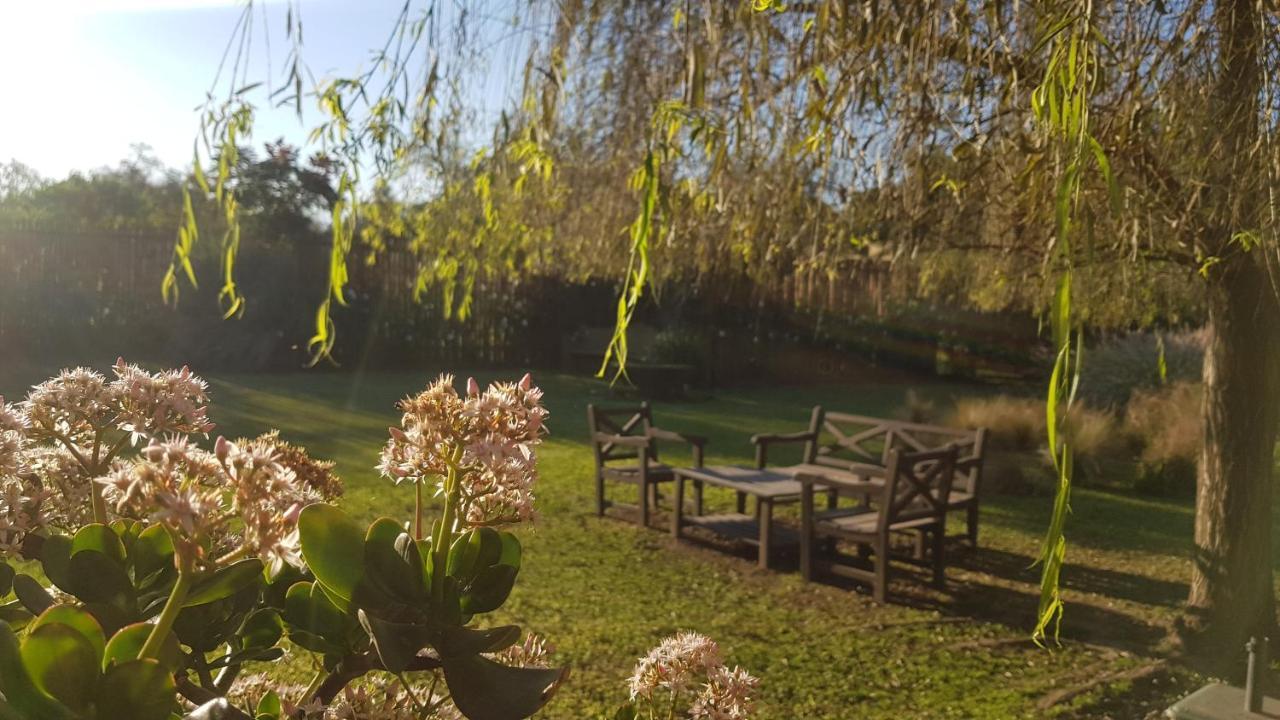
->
<box><xmin>671</xmin><ymin>465</ymin><xmax>807</xmax><ymax>569</ymax></box>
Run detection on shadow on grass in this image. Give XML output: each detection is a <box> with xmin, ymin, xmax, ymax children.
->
<box><xmin>957</xmin><ymin>545</ymin><xmax>1188</xmax><ymax>608</ymax></box>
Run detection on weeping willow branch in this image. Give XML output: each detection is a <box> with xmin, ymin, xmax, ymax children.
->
<box><xmin>1029</xmin><ymin>0</ymin><xmax>1116</xmax><ymax>646</ymax></box>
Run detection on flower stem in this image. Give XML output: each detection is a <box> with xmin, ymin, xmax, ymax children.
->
<box><xmin>431</xmin><ymin>460</ymin><xmax>461</xmax><ymax>607</ymax></box>
<box><xmin>89</xmin><ymin>482</ymin><xmax>108</xmax><ymax>525</ymax></box>
<box><xmin>139</xmin><ymin>552</ymin><xmax>193</xmax><ymax>660</ymax></box>
<box><xmin>414</xmin><ymin>482</ymin><xmax>424</xmax><ymax>541</ymax></box>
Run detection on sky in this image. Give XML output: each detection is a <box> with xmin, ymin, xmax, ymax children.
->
<box><xmin>0</xmin><ymin>0</ymin><xmax>529</xmax><ymax>180</ymax></box>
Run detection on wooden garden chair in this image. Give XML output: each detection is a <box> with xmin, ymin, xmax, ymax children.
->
<box><xmin>753</xmin><ymin>407</ymin><xmax>987</xmax><ymax>546</ymax></box>
<box><xmin>798</xmin><ymin>444</ymin><xmax>959</xmax><ymax>603</ymax></box>
<box><xmin>587</xmin><ymin>402</ymin><xmax>707</xmax><ymax>528</ymax></box>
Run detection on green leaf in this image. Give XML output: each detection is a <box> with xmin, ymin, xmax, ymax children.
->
<box><xmin>0</xmin><ymin>623</ymin><xmax>73</xmax><ymax>719</ymax></box>
<box><xmin>130</xmin><ymin>525</ymin><xmax>175</xmax><ymax>586</ymax></box>
<box><xmin>238</xmin><ymin>609</ymin><xmax>283</xmax><ymax>651</ymax></box>
<box><xmin>282</xmin><ymin>582</ymin><xmax>349</xmax><ymax>654</ymax></box>
<box><xmin>437</xmin><ymin>624</ymin><xmax>521</xmax><ymax>658</ymax></box>
<box><xmin>461</xmin><ymin>565</ymin><xmax>518</xmax><ymax>615</ymax></box>
<box><xmin>12</xmin><ymin>575</ymin><xmax>54</xmax><ymax>616</ymax></box>
<box><xmin>362</xmin><ymin>518</ymin><xmax>423</xmax><ymax>603</ymax></box>
<box><xmin>0</xmin><ymin>564</ymin><xmax>14</xmax><ymax>597</ymax></box>
<box><xmin>356</xmin><ymin>610</ymin><xmax>429</xmax><ymax>673</ymax></box>
<box><xmin>184</xmin><ymin>559</ymin><xmax>265</xmax><ymax>607</ymax></box>
<box><xmin>255</xmin><ymin>690</ymin><xmax>282</xmax><ymax>720</ymax></box>
<box><xmin>102</xmin><ymin>622</ymin><xmax>181</xmax><ymax>672</ymax></box>
<box><xmin>67</xmin><ymin>551</ymin><xmax>136</xmax><ymax>609</ymax></box>
<box><xmin>21</xmin><ymin>623</ymin><xmax>99</xmax><ymax>712</ymax></box>
<box><xmin>30</xmin><ymin>606</ymin><xmax>105</xmax><ymax>664</ymax></box>
<box><xmin>95</xmin><ymin>659</ymin><xmax>175</xmax><ymax>720</ymax></box>
<box><xmin>71</xmin><ymin>524</ymin><xmax>127</xmax><ymax>565</ymax></box>
<box><xmin>442</xmin><ymin>652</ymin><xmax>566</xmax><ymax>720</ymax></box>
<box><xmin>39</xmin><ymin>535</ymin><xmax>72</xmax><ymax>591</ymax></box>
<box><xmin>299</xmin><ymin>505</ymin><xmax>365</xmax><ymax>601</ymax></box>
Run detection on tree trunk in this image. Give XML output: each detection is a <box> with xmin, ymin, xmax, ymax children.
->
<box><xmin>1185</xmin><ymin>256</ymin><xmax>1280</xmax><ymax>668</ymax></box>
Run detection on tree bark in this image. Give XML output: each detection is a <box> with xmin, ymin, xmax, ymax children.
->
<box><xmin>1181</xmin><ymin>0</ymin><xmax>1277</xmax><ymax>671</ymax></box>
<box><xmin>1185</xmin><ymin>256</ymin><xmax>1280</xmax><ymax>668</ymax></box>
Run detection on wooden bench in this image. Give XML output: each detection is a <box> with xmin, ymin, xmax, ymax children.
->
<box><xmin>798</xmin><ymin>445</ymin><xmax>959</xmax><ymax>602</ymax></box>
<box><xmin>587</xmin><ymin>402</ymin><xmax>707</xmax><ymax>528</ymax></box>
<box><xmin>751</xmin><ymin>407</ymin><xmax>987</xmax><ymax>546</ymax></box>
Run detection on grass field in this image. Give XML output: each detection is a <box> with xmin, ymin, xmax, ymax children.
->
<box><xmin>0</xmin><ymin>367</ymin><xmax>1232</xmax><ymax>717</ymax></box>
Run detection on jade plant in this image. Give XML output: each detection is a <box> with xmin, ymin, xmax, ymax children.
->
<box><xmin>0</xmin><ymin>366</ymin><xmax>564</xmax><ymax>719</ymax></box>
<box><xmin>0</xmin><ymin>365</ymin><xmax>756</xmax><ymax>719</ymax></box>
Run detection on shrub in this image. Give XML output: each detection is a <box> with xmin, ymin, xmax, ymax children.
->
<box><xmin>948</xmin><ymin>395</ymin><xmax>1046</xmax><ymax>451</ymax></box>
<box><xmin>1077</xmin><ymin>329</ymin><xmax>1205</xmax><ymax>409</ymax></box>
<box><xmin>1125</xmin><ymin>381</ymin><xmax>1201</xmax><ymax>496</ymax></box>
<box><xmin>948</xmin><ymin>395</ymin><xmax>1124</xmax><ymax>487</ymax></box>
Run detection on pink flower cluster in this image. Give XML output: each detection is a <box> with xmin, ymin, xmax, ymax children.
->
<box><xmin>23</xmin><ymin>360</ymin><xmax>213</xmax><ymax>446</ymax></box>
<box><xmin>99</xmin><ymin>436</ymin><xmax>315</xmax><ymax>570</ymax></box>
<box><xmin>629</xmin><ymin>632</ymin><xmax>758</xmax><ymax>719</ymax></box>
<box><xmin>378</xmin><ymin>373</ymin><xmax>548</xmax><ymax>526</ymax></box>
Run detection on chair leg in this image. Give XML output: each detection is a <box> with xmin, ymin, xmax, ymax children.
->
<box><xmin>932</xmin><ymin>526</ymin><xmax>946</xmax><ymax>588</ymax></box>
<box><xmin>596</xmin><ymin>475</ymin><xmax>605</xmax><ymax>516</ymax></box>
<box><xmin>639</xmin><ymin>480</ymin><xmax>649</xmax><ymax>528</ymax></box>
<box><xmin>967</xmin><ymin>503</ymin><xmax>979</xmax><ymax>547</ymax></box>
<box><xmin>694</xmin><ymin>480</ymin><xmax>704</xmax><ymax>516</ymax></box>
<box><xmin>913</xmin><ymin>531</ymin><xmax>926</xmax><ymax>561</ymax></box>
<box><xmin>873</xmin><ymin>540</ymin><xmax>888</xmax><ymax>604</ymax></box>
<box><xmin>800</xmin><ymin>501</ymin><xmax>814</xmax><ymax>582</ymax></box>
<box><xmin>648</xmin><ymin>482</ymin><xmax>659</xmax><ymax>512</ymax></box>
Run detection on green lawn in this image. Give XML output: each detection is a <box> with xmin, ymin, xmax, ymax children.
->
<box><xmin>0</xmin><ymin>367</ymin><xmax>1216</xmax><ymax>717</ymax></box>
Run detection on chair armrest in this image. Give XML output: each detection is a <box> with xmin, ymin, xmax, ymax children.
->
<box><xmin>646</xmin><ymin>426</ymin><xmax>707</xmax><ymax>468</ymax></box>
<box><xmin>593</xmin><ymin>432</ymin><xmax>651</xmax><ymax>448</ymax></box>
<box><xmin>750</xmin><ymin>430</ymin><xmax>817</xmax><ymax>469</ymax></box>
<box><xmin>647</xmin><ymin>426</ymin><xmax>708</xmax><ymax>447</ymax></box>
<box><xmin>749</xmin><ymin>430</ymin><xmax>818</xmax><ymax>446</ymax></box>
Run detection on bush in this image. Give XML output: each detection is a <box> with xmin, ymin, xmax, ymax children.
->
<box><xmin>1077</xmin><ymin>329</ymin><xmax>1205</xmax><ymax>409</ymax></box>
<box><xmin>948</xmin><ymin>395</ymin><xmax>1125</xmax><ymax>487</ymax></box>
<box><xmin>1125</xmin><ymin>381</ymin><xmax>1201</xmax><ymax>496</ymax></box>
<box><xmin>949</xmin><ymin>395</ymin><xmax>1046</xmax><ymax>451</ymax></box>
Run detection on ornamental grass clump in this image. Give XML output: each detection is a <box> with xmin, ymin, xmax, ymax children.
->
<box><xmin>0</xmin><ymin>365</ymin><xmax>754</xmax><ymax>720</ymax></box>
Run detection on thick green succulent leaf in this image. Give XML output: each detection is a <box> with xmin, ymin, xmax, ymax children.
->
<box><xmin>299</xmin><ymin>504</ymin><xmax>365</xmax><ymax>601</ymax></box>
<box><xmin>21</xmin><ymin>623</ymin><xmax>99</xmax><ymax>712</ymax></box>
<box><xmin>282</xmin><ymin>582</ymin><xmax>350</xmax><ymax>655</ymax></box>
<box><xmin>184</xmin><ymin>559</ymin><xmax>265</xmax><ymax>608</ymax></box>
<box><xmin>442</xmin><ymin>652</ymin><xmax>566</xmax><ymax>720</ymax></box>
<box><xmin>461</xmin><ymin>565</ymin><xmax>519</xmax><ymax>615</ymax></box>
<box><xmin>448</xmin><ymin>528</ymin><xmax>502</xmax><ymax>583</ymax></box>
<box><xmin>362</xmin><ymin>519</ymin><xmax>424</xmax><ymax>603</ymax></box>
<box><xmin>38</xmin><ymin>535</ymin><xmax>72</xmax><ymax>592</ymax></box>
<box><xmin>0</xmin><ymin>623</ymin><xmax>74</xmax><ymax>719</ymax></box>
<box><xmin>437</xmin><ymin>624</ymin><xmax>520</xmax><ymax>658</ymax></box>
<box><xmin>12</xmin><ymin>575</ymin><xmax>54</xmax><ymax>616</ymax></box>
<box><xmin>497</xmin><ymin>532</ymin><xmax>521</xmax><ymax>569</ymax></box>
<box><xmin>0</xmin><ymin>601</ymin><xmax>33</xmax><ymax>630</ymax></box>
<box><xmin>255</xmin><ymin>690</ymin><xmax>282</xmax><ymax>720</ymax></box>
<box><xmin>70</xmin><ymin>525</ymin><xmax>126</xmax><ymax>565</ymax></box>
<box><xmin>30</xmin><ymin>606</ymin><xmax>105</xmax><ymax>664</ymax></box>
<box><xmin>94</xmin><ymin>659</ymin><xmax>175</xmax><ymax>720</ymax></box>
<box><xmin>0</xmin><ymin>563</ymin><xmax>14</xmax><ymax>597</ymax></box>
<box><xmin>130</xmin><ymin>525</ymin><xmax>175</xmax><ymax>586</ymax></box>
<box><xmin>238</xmin><ymin>609</ymin><xmax>284</xmax><ymax>651</ymax></box>
<box><xmin>67</xmin><ymin>551</ymin><xmax>136</xmax><ymax>609</ymax></box>
<box><xmin>356</xmin><ymin>609</ymin><xmax>430</xmax><ymax>673</ymax></box>
<box><xmin>103</xmin><ymin>622</ymin><xmax>182</xmax><ymax>672</ymax></box>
